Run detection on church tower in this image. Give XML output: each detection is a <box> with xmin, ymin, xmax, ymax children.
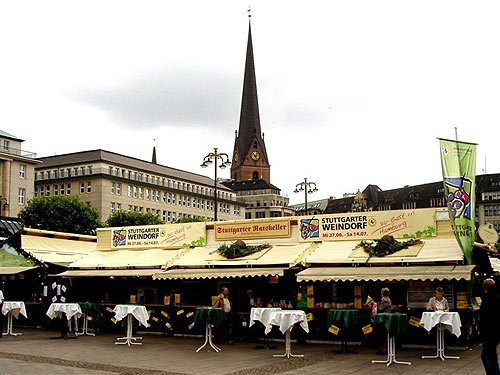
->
<box><xmin>230</xmin><ymin>19</ymin><xmax>270</xmax><ymax>183</ymax></box>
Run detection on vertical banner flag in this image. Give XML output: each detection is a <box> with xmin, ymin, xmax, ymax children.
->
<box><xmin>439</xmin><ymin>138</ymin><xmax>477</xmax><ymax>264</ymax></box>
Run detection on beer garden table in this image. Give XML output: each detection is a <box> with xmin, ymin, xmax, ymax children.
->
<box><xmin>371</xmin><ymin>312</ymin><xmax>411</xmax><ymax>366</ymax></box>
<box><xmin>327</xmin><ymin>308</ymin><xmax>361</xmax><ymax>353</ymax></box>
<box><xmin>46</xmin><ymin>303</ymin><xmax>83</xmax><ymax>339</ymax></box>
<box><xmin>194</xmin><ymin>307</ymin><xmax>226</xmax><ymax>353</ymax></box>
<box><xmin>76</xmin><ymin>302</ymin><xmax>99</xmax><ymax>337</ymax></box>
<box><xmin>113</xmin><ymin>304</ymin><xmax>149</xmax><ymax>346</ymax></box>
<box><xmin>249</xmin><ymin>307</ymin><xmax>281</xmax><ymax>349</ymax></box>
<box><xmin>420</xmin><ymin>311</ymin><xmax>461</xmax><ymax>360</ymax></box>
<box><xmin>266</xmin><ymin>310</ymin><xmax>309</xmax><ymax>359</ymax></box>
<box><xmin>2</xmin><ymin>301</ymin><xmax>27</xmax><ymax>336</ymax></box>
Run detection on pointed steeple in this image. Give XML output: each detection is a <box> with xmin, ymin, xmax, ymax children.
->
<box><xmin>152</xmin><ymin>145</ymin><xmax>157</xmax><ymax>164</ymax></box>
<box><xmin>231</xmin><ymin>17</ymin><xmax>270</xmax><ymax>183</ymax></box>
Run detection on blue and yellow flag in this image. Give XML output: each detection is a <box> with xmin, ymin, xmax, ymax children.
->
<box><xmin>439</xmin><ymin>138</ymin><xmax>477</xmax><ymax>264</ymax></box>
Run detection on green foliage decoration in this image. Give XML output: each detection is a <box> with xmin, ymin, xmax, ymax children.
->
<box><xmin>356</xmin><ymin>235</ymin><xmax>422</xmax><ymax>257</ymax></box>
<box><xmin>216</xmin><ymin>240</ymin><xmax>270</xmax><ymax>259</ymax></box>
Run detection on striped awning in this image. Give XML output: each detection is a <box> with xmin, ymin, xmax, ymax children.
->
<box><xmin>0</xmin><ymin>266</ymin><xmax>38</xmax><ymax>275</ymax></box>
<box><xmin>296</xmin><ymin>265</ymin><xmax>475</xmax><ymax>282</ymax></box>
<box><xmin>153</xmin><ymin>267</ymin><xmax>284</xmax><ymax>280</ymax></box>
<box><xmin>57</xmin><ymin>269</ymin><xmax>159</xmax><ymax>277</ymax></box>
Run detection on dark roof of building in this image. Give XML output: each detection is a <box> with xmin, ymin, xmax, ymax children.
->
<box><xmin>37</xmin><ymin>149</ymin><xmax>232</xmax><ymax>191</ymax></box>
<box><xmin>290</xmin><ymin>198</ymin><xmax>330</xmax><ymax>212</ymax></box>
<box><xmin>0</xmin><ymin>217</ymin><xmax>22</xmax><ymax>239</ymax></box>
<box><xmin>380</xmin><ymin>181</ymin><xmax>443</xmax><ymax>204</ymax></box>
<box><xmin>476</xmin><ymin>174</ymin><xmax>500</xmax><ymax>193</ymax></box>
<box><xmin>221</xmin><ymin>178</ymin><xmax>281</xmax><ymax>192</ymax></box>
<box><xmin>0</xmin><ymin>129</ymin><xmax>23</xmax><ymax>142</ymax></box>
<box><xmin>325</xmin><ymin>196</ymin><xmax>355</xmax><ymax>213</ymax></box>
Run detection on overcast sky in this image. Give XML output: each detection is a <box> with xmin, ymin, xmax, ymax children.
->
<box><xmin>2</xmin><ymin>1</ymin><xmax>499</xmax><ymax>205</ymax></box>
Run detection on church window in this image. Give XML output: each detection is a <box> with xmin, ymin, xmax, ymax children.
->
<box><xmin>252</xmin><ymin>171</ymin><xmax>259</xmax><ymax>179</ymax></box>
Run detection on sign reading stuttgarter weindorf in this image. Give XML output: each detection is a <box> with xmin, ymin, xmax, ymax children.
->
<box><xmin>215</xmin><ymin>219</ymin><xmax>291</xmax><ymax>241</ymax></box>
<box><xmin>299</xmin><ymin>208</ymin><xmax>436</xmax><ymax>242</ymax></box>
<box><xmin>110</xmin><ymin>222</ymin><xmax>206</xmax><ymax>249</ymax></box>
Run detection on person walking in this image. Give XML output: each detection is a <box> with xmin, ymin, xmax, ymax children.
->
<box><xmin>480</xmin><ymin>278</ymin><xmax>500</xmax><ymax>375</ymax></box>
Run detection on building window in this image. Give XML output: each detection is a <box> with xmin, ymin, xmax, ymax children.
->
<box><xmin>3</xmin><ymin>140</ymin><xmax>10</xmax><ymax>151</ymax></box>
<box><xmin>18</xmin><ymin>188</ymin><xmax>26</xmax><ymax>205</ymax></box>
<box><xmin>80</xmin><ymin>182</ymin><xmax>85</xmax><ymax>194</ymax></box>
<box><xmin>86</xmin><ymin>181</ymin><xmax>92</xmax><ymax>193</ymax></box>
<box><xmin>54</xmin><ymin>185</ymin><xmax>59</xmax><ymax>195</ymax></box>
<box><xmin>133</xmin><ymin>186</ymin><xmax>137</xmax><ymax>198</ymax></box>
<box><xmin>19</xmin><ymin>165</ymin><xmax>26</xmax><ymax>179</ymax></box>
<box><xmin>256</xmin><ymin>211</ymin><xmax>266</xmax><ymax>218</ymax></box>
<box><xmin>252</xmin><ymin>171</ymin><xmax>259</xmax><ymax>179</ymax></box>
<box><xmin>245</xmin><ymin>212</ymin><xmax>252</xmax><ymax>219</ymax></box>
<box><xmin>139</xmin><ymin>187</ymin><xmax>143</xmax><ymax>199</ymax></box>
<box><xmin>45</xmin><ymin>185</ymin><xmax>51</xmax><ymax>196</ymax></box>
<box><xmin>67</xmin><ymin>183</ymin><xmax>71</xmax><ymax>195</ymax></box>
<box><xmin>116</xmin><ymin>183</ymin><xmax>121</xmax><ymax>195</ymax></box>
<box><xmin>60</xmin><ymin>184</ymin><xmax>65</xmax><ymax>195</ymax></box>
<box><xmin>88</xmin><ymin>166</ymin><xmax>93</xmax><ymax>174</ymax></box>
<box><xmin>145</xmin><ymin>188</ymin><xmax>150</xmax><ymax>200</ymax></box>
<box><xmin>111</xmin><ymin>182</ymin><xmax>115</xmax><ymax>195</ymax></box>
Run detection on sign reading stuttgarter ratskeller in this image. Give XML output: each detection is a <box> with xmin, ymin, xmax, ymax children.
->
<box><xmin>215</xmin><ymin>219</ymin><xmax>291</xmax><ymax>241</ymax></box>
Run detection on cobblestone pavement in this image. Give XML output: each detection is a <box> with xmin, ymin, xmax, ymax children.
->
<box><xmin>0</xmin><ymin>327</ymin><xmax>492</xmax><ymax>374</ymax></box>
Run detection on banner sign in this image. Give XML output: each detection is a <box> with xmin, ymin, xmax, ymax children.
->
<box><xmin>109</xmin><ymin>222</ymin><xmax>206</xmax><ymax>249</ymax></box>
<box><xmin>215</xmin><ymin>219</ymin><xmax>291</xmax><ymax>241</ymax></box>
<box><xmin>299</xmin><ymin>208</ymin><xmax>436</xmax><ymax>242</ymax></box>
<box><xmin>439</xmin><ymin>138</ymin><xmax>477</xmax><ymax>264</ymax></box>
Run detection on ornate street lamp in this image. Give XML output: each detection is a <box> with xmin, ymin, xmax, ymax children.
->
<box><xmin>294</xmin><ymin>178</ymin><xmax>318</xmax><ymax>214</ymax></box>
<box><xmin>201</xmin><ymin>148</ymin><xmax>231</xmax><ymax>221</ymax></box>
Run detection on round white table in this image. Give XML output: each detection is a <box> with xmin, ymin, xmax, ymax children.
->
<box><xmin>265</xmin><ymin>310</ymin><xmax>309</xmax><ymax>359</ymax></box>
<box><xmin>2</xmin><ymin>301</ymin><xmax>27</xmax><ymax>336</ymax></box>
<box><xmin>113</xmin><ymin>304</ymin><xmax>149</xmax><ymax>346</ymax></box>
<box><xmin>420</xmin><ymin>311</ymin><xmax>461</xmax><ymax>360</ymax></box>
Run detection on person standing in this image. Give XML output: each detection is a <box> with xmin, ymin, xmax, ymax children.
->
<box><xmin>375</xmin><ymin>287</ymin><xmax>392</xmax><ymax>355</ymax></box>
<box><xmin>480</xmin><ymin>278</ymin><xmax>500</xmax><ymax>375</ymax></box>
<box><xmin>213</xmin><ymin>287</ymin><xmax>233</xmax><ymax>344</ymax></box>
<box><xmin>427</xmin><ymin>287</ymin><xmax>450</xmax><ymax>311</ymax></box>
<box><xmin>0</xmin><ymin>287</ymin><xmax>4</xmax><ymax>338</ymax></box>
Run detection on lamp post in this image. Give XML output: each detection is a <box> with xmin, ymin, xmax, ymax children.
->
<box><xmin>201</xmin><ymin>148</ymin><xmax>231</xmax><ymax>222</ymax></box>
<box><xmin>294</xmin><ymin>178</ymin><xmax>318</xmax><ymax>214</ymax></box>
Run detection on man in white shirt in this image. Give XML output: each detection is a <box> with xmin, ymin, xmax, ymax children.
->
<box><xmin>426</xmin><ymin>287</ymin><xmax>450</xmax><ymax>312</ymax></box>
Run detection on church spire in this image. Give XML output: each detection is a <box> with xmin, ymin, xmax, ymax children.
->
<box><xmin>231</xmin><ymin>16</ymin><xmax>270</xmax><ymax>183</ymax></box>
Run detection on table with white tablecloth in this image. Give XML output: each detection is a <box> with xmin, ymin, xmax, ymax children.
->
<box><xmin>264</xmin><ymin>310</ymin><xmax>309</xmax><ymax>358</ymax></box>
<box><xmin>2</xmin><ymin>301</ymin><xmax>27</xmax><ymax>336</ymax></box>
<box><xmin>249</xmin><ymin>307</ymin><xmax>281</xmax><ymax>349</ymax></box>
<box><xmin>46</xmin><ymin>303</ymin><xmax>82</xmax><ymax>320</ymax></box>
<box><xmin>46</xmin><ymin>303</ymin><xmax>83</xmax><ymax>339</ymax></box>
<box><xmin>420</xmin><ymin>311</ymin><xmax>461</xmax><ymax>361</ymax></box>
<box><xmin>113</xmin><ymin>304</ymin><xmax>149</xmax><ymax>346</ymax></box>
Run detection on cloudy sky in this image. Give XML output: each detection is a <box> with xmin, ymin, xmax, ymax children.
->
<box><xmin>2</xmin><ymin>1</ymin><xmax>499</xmax><ymax>205</ymax></box>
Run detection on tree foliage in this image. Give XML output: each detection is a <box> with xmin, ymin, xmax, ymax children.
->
<box><xmin>105</xmin><ymin>210</ymin><xmax>163</xmax><ymax>227</ymax></box>
<box><xmin>175</xmin><ymin>216</ymin><xmax>205</xmax><ymax>224</ymax></box>
<box><xmin>18</xmin><ymin>195</ymin><xmax>101</xmax><ymax>235</ymax></box>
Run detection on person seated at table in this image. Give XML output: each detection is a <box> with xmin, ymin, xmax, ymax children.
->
<box><xmin>426</xmin><ymin>287</ymin><xmax>449</xmax><ymax>312</ymax></box>
<box><xmin>377</xmin><ymin>287</ymin><xmax>392</xmax><ymax>313</ymax></box>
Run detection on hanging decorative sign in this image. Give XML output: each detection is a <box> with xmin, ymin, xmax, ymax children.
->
<box><xmin>105</xmin><ymin>222</ymin><xmax>206</xmax><ymax>249</ymax></box>
<box><xmin>215</xmin><ymin>219</ymin><xmax>291</xmax><ymax>241</ymax></box>
<box><xmin>299</xmin><ymin>208</ymin><xmax>436</xmax><ymax>242</ymax></box>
